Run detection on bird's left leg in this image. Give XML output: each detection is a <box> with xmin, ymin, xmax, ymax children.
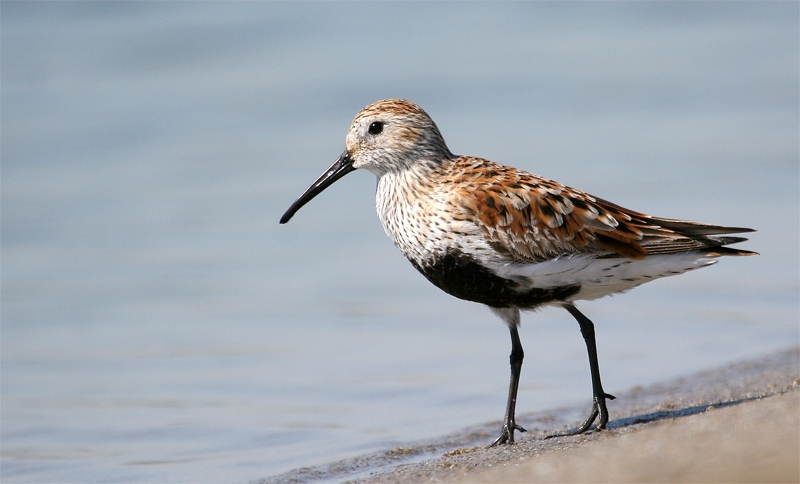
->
<box><xmin>549</xmin><ymin>303</ymin><xmax>616</xmax><ymax>437</ymax></box>
<box><xmin>489</xmin><ymin>307</ymin><xmax>527</xmax><ymax>446</ymax></box>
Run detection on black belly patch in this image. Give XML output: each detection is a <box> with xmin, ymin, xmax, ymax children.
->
<box><xmin>411</xmin><ymin>249</ymin><xmax>580</xmax><ymax>309</ymax></box>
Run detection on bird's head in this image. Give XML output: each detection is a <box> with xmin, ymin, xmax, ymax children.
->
<box><xmin>280</xmin><ymin>99</ymin><xmax>451</xmax><ymax>224</ymax></box>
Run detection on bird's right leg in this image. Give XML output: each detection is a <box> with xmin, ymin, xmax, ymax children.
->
<box><xmin>489</xmin><ymin>307</ymin><xmax>527</xmax><ymax>446</ymax></box>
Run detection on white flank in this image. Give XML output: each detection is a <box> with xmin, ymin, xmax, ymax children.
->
<box><xmin>491</xmin><ymin>253</ymin><xmax>718</xmax><ymax>302</ymax></box>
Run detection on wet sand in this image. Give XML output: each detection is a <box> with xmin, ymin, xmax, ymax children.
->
<box><xmin>259</xmin><ymin>347</ymin><xmax>799</xmax><ymax>484</ymax></box>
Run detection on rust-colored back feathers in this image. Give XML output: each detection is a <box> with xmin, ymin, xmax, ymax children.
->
<box><xmin>442</xmin><ymin>156</ymin><xmax>755</xmax><ymax>263</ymax></box>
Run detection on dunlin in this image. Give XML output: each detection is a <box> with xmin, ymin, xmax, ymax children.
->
<box><xmin>280</xmin><ymin>99</ymin><xmax>756</xmax><ymax>445</ymax></box>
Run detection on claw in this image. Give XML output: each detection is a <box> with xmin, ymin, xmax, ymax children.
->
<box><xmin>545</xmin><ymin>392</ymin><xmax>615</xmax><ymax>439</ymax></box>
<box><xmin>489</xmin><ymin>422</ymin><xmax>527</xmax><ymax>447</ymax></box>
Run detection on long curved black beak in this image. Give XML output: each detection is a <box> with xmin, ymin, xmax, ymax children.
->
<box><xmin>279</xmin><ymin>150</ymin><xmax>356</xmax><ymax>224</ymax></box>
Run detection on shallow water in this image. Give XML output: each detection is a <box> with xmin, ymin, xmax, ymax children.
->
<box><xmin>2</xmin><ymin>3</ymin><xmax>798</xmax><ymax>483</ymax></box>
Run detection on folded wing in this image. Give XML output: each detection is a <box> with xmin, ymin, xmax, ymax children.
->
<box><xmin>449</xmin><ymin>157</ymin><xmax>756</xmax><ymax>262</ymax></box>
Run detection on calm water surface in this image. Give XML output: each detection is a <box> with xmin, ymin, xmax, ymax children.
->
<box><xmin>2</xmin><ymin>3</ymin><xmax>798</xmax><ymax>483</ymax></box>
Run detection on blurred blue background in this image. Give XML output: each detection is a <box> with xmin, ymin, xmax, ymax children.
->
<box><xmin>2</xmin><ymin>2</ymin><xmax>798</xmax><ymax>482</ymax></box>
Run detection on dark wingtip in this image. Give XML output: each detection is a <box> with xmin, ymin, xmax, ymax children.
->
<box><xmin>728</xmin><ymin>227</ymin><xmax>756</xmax><ymax>233</ymax></box>
<box><xmin>714</xmin><ymin>236</ymin><xmax>749</xmax><ymax>245</ymax></box>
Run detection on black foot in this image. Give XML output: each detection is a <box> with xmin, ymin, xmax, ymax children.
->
<box><xmin>546</xmin><ymin>392</ymin><xmax>616</xmax><ymax>439</ymax></box>
<box><xmin>489</xmin><ymin>422</ymin><xmax>527</xmax><ymax>447</ymax></box>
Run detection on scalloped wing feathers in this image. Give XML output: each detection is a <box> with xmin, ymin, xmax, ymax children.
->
<box><xmin>445</xmin><ymin>157</ymin><xmax>755</xmax><ymax>262</ymax></box>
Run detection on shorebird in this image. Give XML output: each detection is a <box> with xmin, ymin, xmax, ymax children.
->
<box><xmin>280</xmin><ymin>99</ymin><xmax>756</xmax><ymax>446</ymax></box>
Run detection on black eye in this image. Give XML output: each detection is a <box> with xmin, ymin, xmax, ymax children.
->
<box><xmin>368</xmin><ymin>121</ymin><xmax>384</xmax><ymax>135</ymax></box>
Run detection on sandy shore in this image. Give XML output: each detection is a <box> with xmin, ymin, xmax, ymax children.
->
<box><xmin>458</xmin><ymin>390</ymin><xmax>799</xmax><ymax>483</ymax></box>
<box><xmin>260</xmin><ymin>347</ymin><xmax>799</xmax><ymax>484</ymax></box>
